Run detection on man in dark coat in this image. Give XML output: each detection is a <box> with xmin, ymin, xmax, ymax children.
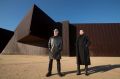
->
<box><xmin>76</xmin><ymin>29</ymin><xmax>91</xmax><ymax>75</ymax></box>
<box><xmin>46</xmin><ymin>28</ymin><xmax>63</xmax><ymax>77</ymax></box>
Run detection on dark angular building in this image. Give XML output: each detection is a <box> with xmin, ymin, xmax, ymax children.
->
<box><xmin>1</xmin><ymin>5</ymin><xmax>120</xmax><ymax>57</ymax></box>
<box><xmin>0</xmin><ymin>28</ymin><xmax>14</xmax><ymax>53</ymax></box>
<box><xmin>1</xmin><ymin>5</ymin><xmax>62</xmax><ymax>55</ymax></box>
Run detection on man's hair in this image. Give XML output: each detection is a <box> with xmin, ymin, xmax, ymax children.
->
<box><xmin>54</xmin><ymin>28</ymin><xmax>59</xmax><ymax>32</ymax></box>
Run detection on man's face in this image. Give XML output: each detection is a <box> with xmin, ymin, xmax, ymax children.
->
<box><xmin>79</xmin><ymin>30</ymin><xmax>84</xmax><ymax>35</ymax></box>
<box><xmin>54</xmin><ymin>31</ymin><xmax>59</xmax><ymax>36</ymax></box>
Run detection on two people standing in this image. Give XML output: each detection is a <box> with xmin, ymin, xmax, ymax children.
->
<box><xmin>46</xmin><ymin>29</ymin><xmax>91</xmax><ymax>77</ymax></box>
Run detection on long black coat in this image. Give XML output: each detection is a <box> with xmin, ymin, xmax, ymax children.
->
<box><xmin>76</xmin><ymin>35</ymin><xmax>91</xmax><ymax>65</ymax></box>
<box><xmin>48</xmin><ymin>36</ymin><xmax>63</xmax><ymax>60</ymax></box>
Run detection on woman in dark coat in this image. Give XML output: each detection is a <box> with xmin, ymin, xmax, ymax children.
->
<box><xmin>76</xmin><ymin>29</ymin><xmax>91</xmax><ymax>75</ymax></box>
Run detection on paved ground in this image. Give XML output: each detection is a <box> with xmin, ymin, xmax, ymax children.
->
<box><xmin>0</xmin><ymin>55</ymin><xmax>120</xmax><ymax>79</ymax></box>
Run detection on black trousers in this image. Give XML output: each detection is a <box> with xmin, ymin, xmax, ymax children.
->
<box><xmin>48</xmin><ymin>59</ymin><xmax>61</xmax><ymax>74</ymax></box>
<box><xmin>77</xmin><ymin>64</ymin><xmax>88</xmax><ymax>73</ymax></box>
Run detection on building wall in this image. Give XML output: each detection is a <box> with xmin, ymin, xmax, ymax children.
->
<box><xmin>1</xmin><ymin>5</ymin><xmax>120</xmax><ymax>57</ymax></box>
<box><xmin>74</xmin><ymin>23</ymin><xmax>120</xmax><ymax>56</ymax></box>
<box><xmin>1</xmin><ymin>5</ymin><xmax>55</xmax><ymax>55</ymax></box>
<box><xmin>0</xmin><ymin>28</ymin><xmax>14</xmax><ymax>53</ymax></box>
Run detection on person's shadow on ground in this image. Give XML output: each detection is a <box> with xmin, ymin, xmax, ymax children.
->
<box><xmin>61</xmin><ymin>64</ymin><xmax>120</xmax><ymax>76</ymax></box>
<box><xmin>88</xmin><ymin>64</ymin><xmax>120</xmax><ymax>75</ymax></box>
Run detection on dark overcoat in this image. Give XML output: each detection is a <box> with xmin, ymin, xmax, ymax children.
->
<box><xmin>48</xmin><ymin>36</ymin><xmax>63</xmax><ymax>59</ymax></box>
<box><xmin>76</xmin><ymin>35</ymin><xmax>91</xmax><ymax>65</ymax></box>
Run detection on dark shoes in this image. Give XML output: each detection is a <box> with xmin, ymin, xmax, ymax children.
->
<box><xmin>46</xmin><ymin>72</ymin><xmax>64</xmax><ymax>77</ymax></box>
<box><xmin>76</xmin><ymin>71</ymin><xmax>81</xmax><ymax>75</ymax></box>
<box><xmin>76</xmin><ymin>70</ymin><xmax>89</xmax><ymax>76</ymax></box>
<box><xmin>46</xmin><ymin>72</ymin><xmax>52</xmax><ymax>77</ymax></box>
<box><xmin>85</xmin><ymin>71</ymin><xmax>89</xmax><ymax>76</ymax></box>
<box><xmin>85</xmin><ymin>69</ymin><xmax>89</xmax><ymax>76</ymax></box>
<box><xmin>58</xmin><ymin>73</ymin><xmax>64</xmax><ymax>77</ymax></box>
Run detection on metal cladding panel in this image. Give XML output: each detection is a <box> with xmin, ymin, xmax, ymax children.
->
<box><xmin>74</xmin><ymin>23</ymin><xmax>120</xmax><ymax>56</ymax></box>
<box><xmin>62</xmin><ymin>21</ymin><xmax>70</xmax><ymax>56</ymax></box>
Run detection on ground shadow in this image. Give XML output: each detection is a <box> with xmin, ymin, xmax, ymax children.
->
<box><xmin>88</xmin><ymin>64</ymin><xmax>120</xmax><ymax>75</ymax></box>
<box><xmin>56</xmin><ymin>64</ymin><xmax>120</xmax><ymax>76</ymax></box>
